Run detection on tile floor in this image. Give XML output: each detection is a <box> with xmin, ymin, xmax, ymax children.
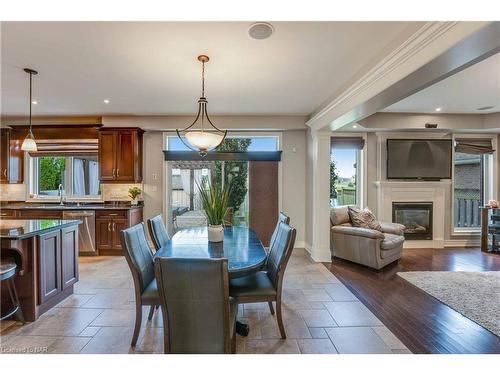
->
<box><xmin>0</xmin><ymin>249</ymin><xmax>411</xmax><ymax>354</ymax></box>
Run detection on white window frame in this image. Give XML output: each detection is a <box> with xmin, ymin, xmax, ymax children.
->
<box><xmin>330</xmin><ymin>132</ymin><xmax>366</xmax><ymax>209</ymax></box>
<box><xmin>26</xmin><ymin>154</ymin><xmax>102</xmax><ymax>202</ymax></box>
<box><xmin>451</xmin><ymin>134</ymin><xmax>497</xmax><ymax>235</ymax></box>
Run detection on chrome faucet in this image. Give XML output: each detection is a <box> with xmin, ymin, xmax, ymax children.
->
<box><xmin>58</xmin><ymin>184</ymin><xmax>65</xmax><ymax>206</ymax></box>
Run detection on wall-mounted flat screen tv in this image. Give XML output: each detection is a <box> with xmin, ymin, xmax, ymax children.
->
<box><xmin>386</xmin><ymin>139</ymin><xmax>452</xmax><ymax>180</ymax></box>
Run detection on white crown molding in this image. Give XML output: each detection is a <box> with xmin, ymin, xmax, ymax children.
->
<box><xmin>306</xmin><ymin>21</ymin><xmax>463</xmax><ymax>130</ymax></box>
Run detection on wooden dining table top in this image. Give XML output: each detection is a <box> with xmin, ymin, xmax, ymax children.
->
<box><xmin>154</xmin><ymin>226</ymin><xmax>267</xmax><ymax>278</ymax></box>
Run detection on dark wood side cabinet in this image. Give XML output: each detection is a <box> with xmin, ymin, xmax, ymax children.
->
<box><xmin>95</xmin><ymin>207</ymin><xmax>143</xmax><ymax>255</ymax></box>
<box><xmin>98</xmin><ymin>128</ymin><xmax>144</xmax><ymax>183</ymax></box>
<box><xmin>38</xmin><ymin>230</ymin><xmax>62</xmax><ymax>304</ymax></box>
<box><xmin>0</xmin><ymin>128</ymin><xmax>23</xmax><ymax>184</ymax></box>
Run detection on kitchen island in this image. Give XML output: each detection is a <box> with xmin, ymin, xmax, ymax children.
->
<box><xmin>0</xmin><ymin>219</ymin><xmax>81</xmax><ymax>321</ymax></box>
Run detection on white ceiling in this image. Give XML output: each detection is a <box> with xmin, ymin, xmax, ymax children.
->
<box><xmin>384</xmin><ymin>52</ymin><xmax>500</xmax><ymax>114</ymax></box>
<box><xmin>1</xmin><ymin>21</ymin><xmax>423</xmax><ymax>116</ymax></box>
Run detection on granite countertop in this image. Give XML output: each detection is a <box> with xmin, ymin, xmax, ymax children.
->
<box><xmin>0</xmin><ymin>219</ymin><xmax>82</xmax><ymax>239</ymax></box>
<box><xmin>0</xmin><ymin>203</ymin><xmax>143</xmax><ymax>210</ymax></box>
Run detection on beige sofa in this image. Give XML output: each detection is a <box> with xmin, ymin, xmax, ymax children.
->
<box><xmin>330</xmin><ymin>206</ymin><xmax>405</xmax><ymax>270</ymax></box>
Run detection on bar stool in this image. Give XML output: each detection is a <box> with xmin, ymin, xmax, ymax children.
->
<box><xmin>0</xmin><ymin>258</ymin><xmax>25</xmax><ymax>323</ymax></box>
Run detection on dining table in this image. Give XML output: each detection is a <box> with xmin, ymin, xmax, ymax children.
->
<box><xmin>154</xmin><ymin>225</ymin><xmax>268</xmax><ymax>336</ymax></box>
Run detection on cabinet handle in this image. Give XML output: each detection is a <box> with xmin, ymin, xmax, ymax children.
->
<box><xmin>1</xmin><ymin>213</ymin><xmax>8</xmax><ymax>216</ymax></box>
<box><xmin>112</xmin><ymin>222</ymin><xmax>116</xmax><ymax>232</ymax></box>
<box><xmin>108</xmin><ymin>213</ymin><xmax>118</xmax><ymax>216</ymax></box>
<box><xmin>108</xmin><ymin>222</ymin><xmax>111</xmax><ymax>232</ymax></box>
<box><xmin>116</xmin><ymin>169</ymin><xmax>119</xmax><ymax>177</ymax></box>
<box><xmin>3</xmin><ymin>169</ymin><xmax>6</xmax><ymax>177</ymax></box>
<box><xmin>112</xmin><ymin>169</ymin><xmax>116</xmax><ymax>179</ymax></box>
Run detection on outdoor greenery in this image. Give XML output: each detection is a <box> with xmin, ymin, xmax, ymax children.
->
<box><xmin>213</xmin><ymin>138</ymin><xmax>251</xmax><ymax>215</ymax></box>
<box><xmin>39</xmin><ymin>157</ymin><xmax>66</xmax><ymax>192</ymax></box>
<box><xmin>330</xmin><ymin>160</ymin><xmax>339</xmax><ymax>200</ymax></box>
<box><xmin>197</xmin><ymin>179</ymin><xmax>233</xmax><ymax>226</ymax></box>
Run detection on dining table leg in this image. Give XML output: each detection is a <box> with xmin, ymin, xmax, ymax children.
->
<box><xmin>235</xmin><ymin>321</ymin><xmax>249</xmax><ymax>336</ymax></box>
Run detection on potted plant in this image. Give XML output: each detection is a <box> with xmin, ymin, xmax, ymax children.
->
<box><xmin>197</xmin><ymin>179</ymin><xmax>232</xmax><ymax>242</ymax></box>
<box><xmin>128</xmin><ymin>187</ymin><xmax>141</xmax><ymax>205</ymax></box>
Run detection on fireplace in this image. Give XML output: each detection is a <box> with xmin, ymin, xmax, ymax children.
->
<box><xmin>392</xmin><ymin>202</ymin><xmax>433</xmax><ymax>240</ymax></box>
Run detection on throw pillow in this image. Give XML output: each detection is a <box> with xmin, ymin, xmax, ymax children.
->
<box><xmin>348</xmin><ymin>207</ymin><xmax>382</xmax><ymax>232</ymax></box>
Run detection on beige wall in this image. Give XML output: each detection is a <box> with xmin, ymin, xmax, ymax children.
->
<box><xmin>305</xmin><ymin>128</ymin><xmax>314</xmax><ymax>246</ymax></box>
<box><xmin>100</xmin><ymin>115</ymin><xmax>309</xmax><ymax>244</ymax></box>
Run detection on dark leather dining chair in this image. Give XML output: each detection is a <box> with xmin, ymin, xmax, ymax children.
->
<box><xmin>120</xmin><ymin>223</ymin><xmax>160</xmax><ymax>347</ymax></box>
<box><xmin>269</xmin><ymin>212</ymin><xmax>290</xmax><ymax>251</ymax></box>
<box><xmin>229</xmin><ymin>222</ymin><xmax>296</xmax><ymax>339</ymax></box>
<box><xmin>154</xmin><ymin>257</ymin><xmax>238</xmax><ymax>354</ymax></box>
<box><xmin>146</xmin><ymin>214</ymin><xmax>170</xmax><ymax>250</ymax></box>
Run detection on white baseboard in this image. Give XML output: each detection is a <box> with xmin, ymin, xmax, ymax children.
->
<box><xmin>294</xmin><ymin>241</ymin><xmax>307</xmax><ymax>250</ymax></box>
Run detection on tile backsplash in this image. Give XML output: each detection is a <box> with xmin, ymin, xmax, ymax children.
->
<box><xmin>101</xmin><ymin>183</ymin><xmax>143</xmax><ymax>202</ymax></box>
<box><xmin>0</xmin><ymin>184</ymin><xmax>26</xmax><ymax>201</ymax></box>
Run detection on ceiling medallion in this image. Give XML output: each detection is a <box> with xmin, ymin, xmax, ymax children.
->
<box><xmin>176</xmin><ymin>55</ymin><xmax>227</xmax><ymax>157</ymax></box>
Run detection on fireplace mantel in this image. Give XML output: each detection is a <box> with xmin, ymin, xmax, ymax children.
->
<box><xmin>373</xmin><ymin>180</ymin><xmax>451</xmax><ymax>248</ymax></box>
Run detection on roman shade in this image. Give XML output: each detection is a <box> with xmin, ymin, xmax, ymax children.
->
<box><xmin>454</xmin><ymin>138</ymin><xmax>495</xmax><ymax>155</ymax></box>
<box><xmin>331</xmin><ymin>136</ymin><xmax>365</xmax><ymax>150</ymax></box>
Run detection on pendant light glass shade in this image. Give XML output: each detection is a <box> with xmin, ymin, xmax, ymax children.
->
<box><xmin>21</xmin><ymin>68</ymin><xmax>38</xmax><ymax>152</ymax></box>
<box><xmin>185</xmin><ymin>131</ymin><xmax>224</xmax><ymax>152</ymax></box>
<box><xmin>176</xmin><ymin>55</ymin><xmax>227</xmax><ymax>156</ymax></box>
<box><xmin>21</xmin><ymin>130</ymin><xmax>37</xmax><ymax>152</ymax></box>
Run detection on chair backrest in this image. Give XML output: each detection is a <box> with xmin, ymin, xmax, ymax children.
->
<box><xmin>120</xmin><ymin>223</ymin><xmax>155</xmax><ymax>295</ymax></box>
<box><xmin>147</xmin><ymin>214</ymin><xmax>170</xmax><ymax>250</ymax></box>
<box><xmin>266</xmin><ymin>222</ymin><xmax>296</xmax><ymax>290</ymax></box>
<box><xmin>269</xmin><ymin>211</ymin><xmax>290</xmax><ymax>249</ymax></box>
<box><xmin>154</xmin><ymin>257</ymin><xmax>231</xmax><ymax>354</ymax></box>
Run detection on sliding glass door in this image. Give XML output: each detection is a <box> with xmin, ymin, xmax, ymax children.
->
<box><xmin>166</xmin><ymin>135</ymin><xmax>278</xmax><ymax>232</ymax></box>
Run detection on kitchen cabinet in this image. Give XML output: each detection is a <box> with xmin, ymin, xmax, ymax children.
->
<box><xmin>38</xmin><ymin>230</ymin><xmax>62</xmax><ymax>304</ymax></box>
<box><xmin>0</xmin><ymin>128</ymin><xmax>23</xmax><ymax>184</ymax></box>
<box><xmin>61</xmin><ymin>225</ymin><xmax>79</xmax><ymax>289</ymax></box>
<box><xmin>95</xmin><ymin>208</ymin><xmax>143</xmax><ymax>255</ymax></box>
<box><xmin>98</xmin><ymin>128</ymin><xmax>143</xmax><ymax>183</ymax></box>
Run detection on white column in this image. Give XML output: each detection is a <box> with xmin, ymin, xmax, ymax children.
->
<box><xmin>310</xmin><ymin>131</ymin><xmax>332</xmax><ymax>262</ymax></box>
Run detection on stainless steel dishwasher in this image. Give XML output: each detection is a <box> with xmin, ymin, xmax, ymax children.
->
<box><xmin>63</xmin><ymin>210</ymin><xmax>96</xmax><ymax>254</ymax></box>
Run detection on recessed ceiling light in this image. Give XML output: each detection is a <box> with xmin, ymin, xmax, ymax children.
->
<box><xmin>248</xmin><ymin>22</ymin><xmax>274</xmax><ymax>40</ymax></box>
<box><xmin>477</xmin><ymin>105</ymin><xmax>494</xmax><ymax>111</ymax></box>
<box><xmin>352</xmin><ymin>125</ymin><xmax>357</xmax><ymax>128</ymax></box>
<box><xmin>435</xmin><ymin>107</ymin><xmax>442</xmax><ymax>112</ymax></box>
<box><xmin>103</xmin><ymin>99</ymin><xmax>110</xmax><ymax>104</ymax></box>
<box><xmin>31</xmin><ymin>100</ymin><xmax>37</xmax><ymax>105</ymax></box>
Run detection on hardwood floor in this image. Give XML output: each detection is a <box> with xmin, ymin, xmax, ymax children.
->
<box><xmin>324</xmin><ymin>248</ymin><xmax>500</xmax><ymax>354</ymax></box>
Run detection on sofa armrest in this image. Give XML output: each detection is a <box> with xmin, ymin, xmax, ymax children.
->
<box><xmin>331</xmin><ymin>225</ymin><xmax>384</xmax><ymax>239</ymax></box>
<box><xmin>379</xmin><ymin>222</ymin><xmax>405</xmax><ymax>236</ymax></box>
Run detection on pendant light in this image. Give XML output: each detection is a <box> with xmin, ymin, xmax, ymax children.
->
<box><xmin>21</xmin><ymin>68</ymin><xmax>38</xmax><ymax>152</ymax></box>
<box><xmin>176</xmin><ymin>55</ymin><xmax>227</xmax><ymax>156</ymax></box>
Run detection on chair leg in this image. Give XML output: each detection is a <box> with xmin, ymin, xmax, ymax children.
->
<box><xmin>276</xmin><ymin>298</ymin><xmax>286</xmax><ymax>339</ymax></box>
<box><xmin>231</xmin><ymin>332</ymin><xmax>236</xmax><ymax>354</ymax></box>
<box><xmin>268</xmin><ymin>301</ymin><xmax>275</xmax><ymax>315</ymax></box>
<box><xmin>147</xmin><ymin>305</ymin><xmax>155</xmax><ymax>321</ymax></box>
<box><xmin>131</xmin><ymin>302</ymin><xmax>142</xmax><ymax>347</ymax></box>
<box><xmin>9</xmin><ymin>279</ymin><xmax>24</xmax><ymax>323</ymax></box>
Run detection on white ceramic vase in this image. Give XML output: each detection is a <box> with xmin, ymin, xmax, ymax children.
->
<box><xmin>208</xmin><ymin>224</ymin><xmax>224</xmax><ymax>242</ymax></box>
<box><xmin>131</xmin><ymin>199</ymin><xmax>138</xmax><ymax>206</ymax></box>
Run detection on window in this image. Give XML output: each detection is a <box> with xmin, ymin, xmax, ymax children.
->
<box><xmin>453</xmin><ymin>152</ymin><xmax>491</xmax><ymax>229</ymax></box>
<box><xmin>30</xmin><ymin>155</ymin><xmax>100</xmax><ymax>199</ymax></box>
<box><xmin>330</xmin><ymin>148</ymin><xmax>360</xmax><ymax>207</ymax></box>
<box><xmin>166</xmin><ymin>135</ymin><xmax>279</xmax><ymax>231</ymax></box>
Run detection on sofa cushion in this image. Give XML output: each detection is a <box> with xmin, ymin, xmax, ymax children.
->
<box><xmin>330</xmin><ymin>206</ymin><xmax>351</xmax><ymax>226</ymax></box>
<box><xmin>348</xmin><ymin>207</ymin><xmax>382</xmax><ymax>231</ymax></box>
<box><xmin>381</xmin><ymin>233</ymin><xmax>405</xmax><ymax>250</ymax></box>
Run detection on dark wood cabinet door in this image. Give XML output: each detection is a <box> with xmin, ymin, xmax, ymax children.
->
<box><xmin>61</xmin><ymin>226</ymin><xmax>79</xmax><ymax>289</ymax></box>
<box><xmin>38</xmin><ymin>230</ymin><xmax>62</xmax><ymax>304</ymax></box>
<box><xmin>115</xmin><ymin>131</ymin><xmax>136</xmax><ymax>181</ymax></box>
<box><xmin>96</xmin><ymin>219</ymin><xmax>113</xmax><ymax>250</ymax></box>
<box><xmin>99</xmin><ymin>131</ymin><xmax>117</xmax><ymax>181</ymax></box>
<box><xmin>0</xmin><ymin>129</ymin><xmax>10</xmax><ymax>183</ymax></box>
<box><xmin>112</xmin><ymin>219</ymin><xmax>129</xmax><ymax>250</ymax></box>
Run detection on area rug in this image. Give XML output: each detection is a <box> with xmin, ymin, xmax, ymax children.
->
<box><xmin>397</xmin><ymin>271</ymin><xmax>500</xmax><ymax>337</ymax></box>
